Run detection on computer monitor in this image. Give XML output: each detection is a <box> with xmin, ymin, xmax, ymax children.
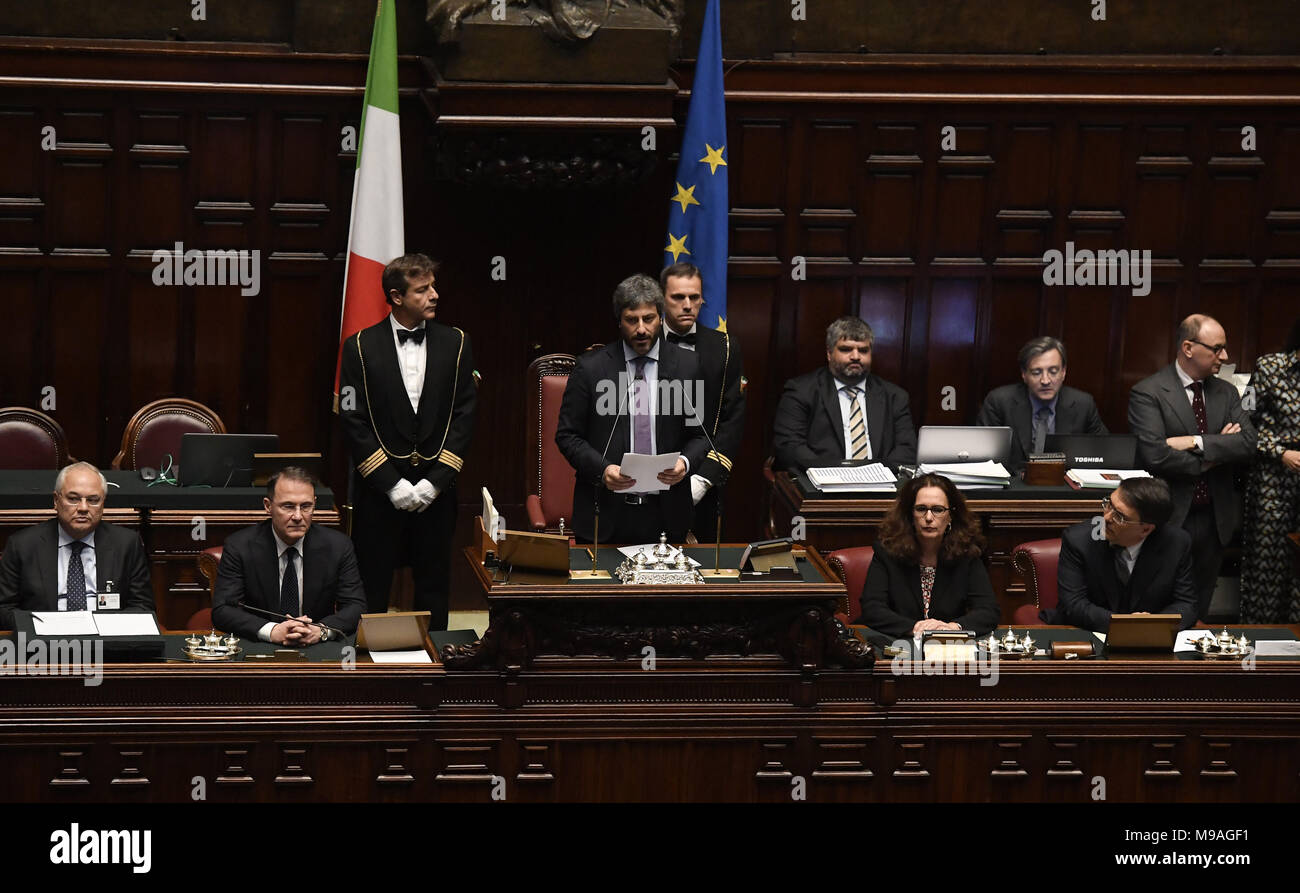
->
<box><xmin>178</xmin><ymin>433</ymin><xmax>279</xmax><ymax>487</ymax></box>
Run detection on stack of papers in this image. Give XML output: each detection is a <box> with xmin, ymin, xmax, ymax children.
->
<box><xmin>1066</xmin><ymin>468</ymin><xmax>1151</xmax><ymax>490</ymax></box>
<box><xmin>918</xmin><ymin>461</ymin><xmax>1011</xmax><ymax>489</ymax></box>
<box><xmin>806</xmin><ymin>463</ymin><xmax>898</xmax><ymax>492</ymax></box>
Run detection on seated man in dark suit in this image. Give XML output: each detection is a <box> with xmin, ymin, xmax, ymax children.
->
<box><xmin>975</xmin><ymin>335</ymin><xmax>1107</xmax><ymax>470</ymax></box>
<box><xmin>1056</xmin><ymin>476</ymin><xmax>1198</xmax><ymax>633</ymax></box>
<box><xmin>212</xmin><ymin>467</ymin><xmax>366</xmax><ymax>645</ymax></box>
<box><xmin>0</xmin><ymin>462</ymin><xmax>153</xmax><ymax>629</ymax></box>
<box><xmin>556</xmin><ymin>273</ymin><xmax>709</xmax><ymax>544</ymax></box>
<box><xmin>772</xmin><ymin>316</ymin><xmax>916</xmax><ymax>471</ymax></box>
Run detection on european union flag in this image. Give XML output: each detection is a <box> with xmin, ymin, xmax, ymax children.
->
<box><xmin>664</xmin><ymin>0</ymin><xmax>728</xmax><ymax>331</ymax></box>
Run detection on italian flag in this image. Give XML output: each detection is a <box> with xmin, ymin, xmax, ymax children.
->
<box><xmin>335</xmin><ymin>0</ymin><xmax>403</xmax><ymax>399</ymax></box>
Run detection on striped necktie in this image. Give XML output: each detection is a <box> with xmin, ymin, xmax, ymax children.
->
<box><xmin>846</xmin><ymin>387</ymin><xmax>869</xmax><ymax>460</ymax></box>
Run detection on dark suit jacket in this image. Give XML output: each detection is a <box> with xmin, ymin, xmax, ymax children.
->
<box><xmin>1055</xmin><ymin>521</ymin><xmax>1198</xmax><ymax>633</ymax></box>
<box><xmin>0</xmin><ymin>519</ymin><xmax>153</xmax><ymax>630</ymax></box>
<box><xmin>975</xmin><ymin>383</ymin><xmax>1107</xmax><ymax>470</ymax></box>
<box><xmin>555</xmin><ymin>340</ymin><xmax>709</xmax><ymax>542</ymax></box>
<box><xmin>772</xmin><ymin>367</ymin><xmax>917</xmax><ymax>471</ymax></box>
<box><xmin>1127</xmin><ymin>363</ymin><xmax>1257</xmax><ymax>544</ymax></box>
<box><xmin>684</xmin><ymin>326</ymin><xmax>745</xmax><ymax>488</ymax></box>
<box><xmin>856</xmin><ymin>546</ymin><xmax>1000</xmax><ymax>639</ymax></box>
<box><xmin>339</xmin><ymin>317</ymin><xmax>477</xmax><ymax>495</ymax></box>
<box><xmin>211</xmin><ymin>520</ymin><xmax>366</xmax><ymax>640</ymax></box>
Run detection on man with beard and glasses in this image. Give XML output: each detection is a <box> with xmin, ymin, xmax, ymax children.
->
<box><xmin>772</xmin><ymin>316</ymin><xmax>917</xmax><ymax>472</ymax></box>
<box><xmin>556</xmin><ymin>274</ymin><xmax>709</xmax><ymax>544</ymax></box>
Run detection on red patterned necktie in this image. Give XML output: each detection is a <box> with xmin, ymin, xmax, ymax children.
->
<box><xmin>1189</xmin><ymin>381</ymin><xmax>1211</xmax><ymax>505</ymax></box>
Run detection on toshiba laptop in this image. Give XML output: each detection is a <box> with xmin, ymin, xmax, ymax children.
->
<box><xmin>917</xmin><ymin>426</ymin><xmax>1013</xmax><ymax>465</ymax></box>
<box><xmin>1044</xmin><ymin>434</ymin><xmax>1138</xmax><ymax>470</ymax></box>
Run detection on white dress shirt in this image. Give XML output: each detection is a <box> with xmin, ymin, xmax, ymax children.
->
<box><xmin>835</xmin><ymin>377</ymin><xmax>872</xmax><ymax>460</ymax></box>
<box><xmin>390</xmin><ymin>314</ymin><xmax>426</xmax><ymax>414</ymax></box>
<box><xmin>56</xmin><ymin>527</ymin><xmax>97</xmax><ymax>611</ymax></box>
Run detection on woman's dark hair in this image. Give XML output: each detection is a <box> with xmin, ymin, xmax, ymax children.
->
<box><xmin>877</xmin><ymin>473</ymin><xmax>984</xmax><ymax>563</ymax></box>
<box><xmin>1285</xmin><ymin>316</ymin><xmax>1300</xmax><ymax>353</ymax></box>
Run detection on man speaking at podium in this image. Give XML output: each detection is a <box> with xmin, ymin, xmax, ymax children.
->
<box><xmin>0</xmin><ymin>462</ymin><xmax>153</xmax><ymax>630</ymax></box>
<box><xmin>556</xmin><ymin>274</ymin><xmax>709</xmax><ymax>544</ymax></box>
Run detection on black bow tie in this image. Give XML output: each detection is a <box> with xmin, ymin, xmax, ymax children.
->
<box><xmin>667</xmin><ymin>331</ymin><xmax>696</xmax><ymax>346</ymax></box>
<box><xmin>397</xmin><ymin>328</ymin><xmax>425</xmax><ymax>345</ymax></box>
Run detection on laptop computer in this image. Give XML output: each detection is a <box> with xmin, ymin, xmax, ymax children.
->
<box><xmin>179</xmin><ymin>433</ymin><xmax>279</xmax><ymax>487</ymax></box>
<box><xmin>917</xmin><ymin>426</ymin><xmax>1013</xmax><ymax>465</ymax></box>
<box><xmin>1045</xmin><ymin>434</ymin><xmax>1138</xmax><ymax>470</ymax></box>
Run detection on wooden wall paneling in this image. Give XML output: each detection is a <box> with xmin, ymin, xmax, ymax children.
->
<box><xmin>124</xmin><ymin>271</ymin><xmax>181</xmax><ymax>409</ymax></box>
<box><xmin>799</xmin><ymin>118</ymin><xmax>857</xmax><ymax>263</ymax></box>
<box><xmin>48</xmin><ymin>271</ymin><xmax>109</xmax><ymax>463</ymax></box>
<box><xmin>982</xmin><ymin>276</ymin><xmax>1043</xmax><ymax>392</ymax></box>
<box><xmin>0</xmin><ymin>106</ymin><xmax>43</xmax><ymax>254</ymax></box>
<box><xmin>0</xmin><ymin>271</ymin><xmax>44</xmax><ymax>410</ymax></box>
<box><xmin>857</xmin><ymin>277</ymin><xmax>910</xmax><ymax>385</ymax></box>
<box><xmin>1257</xmin><ymin>276</ymin><xmax>1300</xmax><ymax>356</ymax></box>
<box><xmin>726</xmin><ymin>274</ymin><xmax>779</xmax><ymax>486</ymax></box>
<box><xmin>924</xmin><ymin>277</ymin><xmax>982</xmax><ymax>426</ymax></box>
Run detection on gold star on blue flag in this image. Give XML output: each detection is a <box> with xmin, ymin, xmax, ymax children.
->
<box><xmin>664</xmin><ymin>0</ymin><xmax>728</xmax><ymax>331</ymax></box>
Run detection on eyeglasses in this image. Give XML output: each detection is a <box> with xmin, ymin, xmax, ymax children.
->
<box><xmin>58</xmin><ymin>492</ymin><xmax>103</xmax><ymax>507</ymax></box>
<box><xmin>274</xmin><ymin>502</ymin><xmax>316</xmax><ymax>515</ymax></box>
<box><xmin>913</xmin><ymin>505</ymin><xmax>951</xmax><ymax>517</ymax></box>
<box><xmin>1189</xmin><ymin>339</ymin><xmax>1228</xmax><ymax>356</ymax></box>
<box><xmin>1101</xmin><ymin>496</ymin><xmax>1138</xmax><ymax>526</ymax></box>
<box><xmin>1025</xmin><ymin>366</ymin><xmax>1063</xmax><ymax>379</ymax></box>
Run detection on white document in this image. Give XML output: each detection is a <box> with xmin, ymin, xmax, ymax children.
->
<box><xmin>1254</xmin><ymin>640</ymin><xmax>1300</xmax><ymax>657</ymax></box>
<box><xmin>807</xmin><ymin>463</ymin><xmax>898</xmax><ymax>492</ymax></box>
<box><xmin>368</xmin><ymin>649</ymin><xmax>434</xmax><ymax>665</ymax></box>
<box><xmin>31</xmin><ymin>611</ymin><xmax>98</xmax><ymax>636</ymax></box>
<box><xmin>618</xmin><ymin>451</ymin><xmax>681</xmax><ymax>494</ymax></box>
<box><xmin>617</xmin><ymin>543</ymin><xmax>702</xmax><ymax>568</ymax></box>
<box><xmin>92</xmin><ymin>613</ymin><xmax>160</xmax><ymax>637</ymax></box>
<box><xmin>481</xmin><ymin>486</ymin><xmax>502</xmax><ymax>543</ymax></box>
<box><xmin>1067</xmin><ymin>469</ymin><xmax>1152</xmax><ymax>489</ymax></box>
<box><xmin>919</xmin><ymin>461</ymin><xmax>1011</xmax><ymax>481</ymax></box>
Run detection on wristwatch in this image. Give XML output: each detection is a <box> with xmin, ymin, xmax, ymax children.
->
<box><xmin>319</xmin><ymin>627</ymin><xmax>331</xmax><ymax>642</ymax></box>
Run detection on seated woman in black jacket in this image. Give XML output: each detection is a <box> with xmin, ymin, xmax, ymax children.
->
<box><xmin>857</xmin><ymin>473</ymin><xmax>1000</xmax><ymax>639</ymax></box>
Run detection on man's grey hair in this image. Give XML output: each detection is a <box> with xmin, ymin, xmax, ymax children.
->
<box><xmin>825</xmin><ymin>316</ymin><xmax>874</xmax><ymax>352</ymax></box>
<box><xmin>1018</xmin><ymin>336</ymin><xmax>1068</xmax><ymax>372</ymax></box>
<box><xmin>612</xmin><ymin>273</ymin><xmax>664</xmax><ymax>320</ymax></box>
<box><xmin>54</xmin><ymin>461</ymin><xmax>107</xmax><ymax>495</ymax></box>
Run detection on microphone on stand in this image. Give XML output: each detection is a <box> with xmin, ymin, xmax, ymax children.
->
<box><xmin>572</xmin><ymin>361</ymin><xmax>637</xmax><ymax>580</ymax></box>
<box><xmin>681</xmin><ymin>376</ymin><xmax>740</xmax><ymax>580</ymax></box>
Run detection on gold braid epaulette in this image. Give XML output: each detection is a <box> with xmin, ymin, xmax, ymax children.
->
<box><xmin>354</xmin><ymin>325</ymin><xmax>467</xmax><ymax>474</ymax></box>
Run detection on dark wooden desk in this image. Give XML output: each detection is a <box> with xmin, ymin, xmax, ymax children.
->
<box><xmin>0</xmin><ymin>470</ymin><xmax>339</xmax><ymax>630</ymax></box>
<box><xmin>769</xmin><ymin>470</ymin><xmax>1101</xmax><ymax>619</ymax></box>
<box><xmin>0</xmin><ymin>627</ymin><xmax>1296</xmax><ymax>803</ymax></box>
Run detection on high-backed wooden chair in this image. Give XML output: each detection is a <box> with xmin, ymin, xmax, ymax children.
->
<box><xmin>525</xmin><ymin>354</ymin><xmax>577</xmax><ymax>533</ymax></box>
<box><xmin>112</xmin><ymin>397</ymin><xmax>226</xmax><ymax>471</ymax></box>
<box><xmin>189</xmin><ymin>546</ymin><xmax>224</xmax><ymax>630</ymax></box>
<box><xmin>0</xmin><ymin>407</ymin><xmax>71</xmax><ymax>469</ymax></box>
<box><xmin>1011</xmin><ymin>538</ymin><xmax>1061</xmax><ymax>625</ymax></box>
<box><xmin>826</xmin><ymin>546</ymin><xmax>876</xmax><ymax>623</ymax></box>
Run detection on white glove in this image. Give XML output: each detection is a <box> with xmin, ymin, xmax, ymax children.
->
<box><xmin>387</xmin><ymin>479</ymin><xmax>421</xmax><ymax>511</ymax></box>
<box><xmin>412</xmin><ymin>479</ymin><xmax>439</xmax><ymax>512</ymax></box>
<box><xmin>690</xmin><ymin>474</ymin><xmax>712</xmax><ymax>506</ymax></box>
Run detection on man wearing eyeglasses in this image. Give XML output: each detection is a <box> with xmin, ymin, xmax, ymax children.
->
<box><xmin>975</xmin><ymin>336</ymin><xmax>1107</xmax><ymax>470</ymax></box>
<box><xmin>0</xmin><ymin>462</ymin><xmax>153</xmax><ymax>630</ymax></box>
<box><xmin>212</xmin><ymin>467</ymin><xmax>365</xmax><ymax>645</ymax></box>
<box><xmin>1128</xmin><ymin>314</ymin><xmax>1257</xmax><ymax>621</ymax></box>
<box><xmin>1055</xmin><ymin>477</ymin><xmax>1197</xmax><ymax>632</ymax></box>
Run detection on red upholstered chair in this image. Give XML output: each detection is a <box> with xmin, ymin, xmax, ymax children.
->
<box><xmin>826</xmin><ymin>546</ymin><xmax>875</xmax><ymax>623</ymax></box>
<box><xmin>525</xmin><ymin>354</ymin><xmax>577</xmax><ymax>533</ymax></box>
<box><xmin>112</xmin><ymin>397</ymin><xmax>226</xmax><ymax>471</ymax></box>
<box><xmin>188</xmin><ymin>546</ymin><xmax>224</xmax><ymax>629</ymax></box>
<box><xmin>1011</xmin><ymin>538</ymin><xmax>1062</xmax><ymax>625</ymax></box>
<box><xmin>0</xmin><ymin>407</ymin><xmax>72</xmax><ymax>469</ymax></box>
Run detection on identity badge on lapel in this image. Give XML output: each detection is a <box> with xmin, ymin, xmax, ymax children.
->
<box><xmin>96</xmin><ymin>581</ymin><xmax>121</xmax><ymax>611</ymax></box>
